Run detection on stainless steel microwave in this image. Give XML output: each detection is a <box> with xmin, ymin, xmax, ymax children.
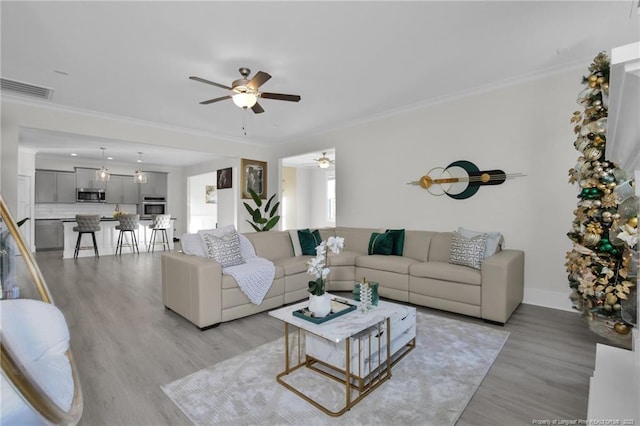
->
<box><xmin>140</xmin><ymin>195</ymin><xmax>166</xmax><ymax>217</ymax></box>
<box><xmin>77</xmin><ymin>188</ymin><xmax>106</xmax><ymax>203</ymax></box>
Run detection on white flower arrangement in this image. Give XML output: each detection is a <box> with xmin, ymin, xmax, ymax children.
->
<box><xmin>306</xmin><ymin>236</ymin><xmax>344</xmax><ymax>296</ymax></box>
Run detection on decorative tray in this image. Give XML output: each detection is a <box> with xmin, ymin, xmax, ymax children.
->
<box><xmin>293</xmin><ymin>299</ymin><xmax>357</xmax><ymax>324</ymax></box>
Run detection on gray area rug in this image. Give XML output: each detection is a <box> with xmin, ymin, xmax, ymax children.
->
<box><xmin>162</xmin><ymin>312</ymin><xmax>509</xmax><ymax>426</ymax></box>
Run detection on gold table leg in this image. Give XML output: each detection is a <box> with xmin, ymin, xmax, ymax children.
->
<box><xmin>276</xmin><ymin>317</ymin><xmax>412</xmax><ymax>417</ymax></box>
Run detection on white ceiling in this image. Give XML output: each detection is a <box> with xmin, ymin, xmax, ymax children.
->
<box><xmin>1</xmin><ymin>1</ymin><xmax>638</xmax><ymax>167</ymax></box>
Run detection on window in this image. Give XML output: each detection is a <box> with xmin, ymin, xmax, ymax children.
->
<box><xmin>327</xmin><ymin>176</ymin><xmax>336</xmax><ymax>223</ymax></box>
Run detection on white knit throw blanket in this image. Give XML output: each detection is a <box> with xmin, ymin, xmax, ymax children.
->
<box><xmin>223</xmin><ymin>258</ymin><xmax>275</xmax><ymax>305</ymax></box>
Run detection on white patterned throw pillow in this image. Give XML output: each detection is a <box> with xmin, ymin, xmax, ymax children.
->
<box><xmin>202</xmin><ymin>231</ymin><xmax>245</xmax><ymax>268</ymax></box>
<box><xmin>457</xmin><ymin>227</ymin><xmax>503</xmax><ymax>259</ymax></box>
<box><xmin>449</xmin><ymin>231</ymin><xmax>488</xmax><ymax>270</ymax></box>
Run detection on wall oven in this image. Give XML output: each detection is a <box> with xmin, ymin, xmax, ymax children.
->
<box><xmin>140</xmin><ymin>195</ymin><xmax>167</xmax><ymax>218</ymax></box>
<box><xmin>77</xmin><ymin>188</ymin><xmax>106</xmax><ymax>203</ymax></box>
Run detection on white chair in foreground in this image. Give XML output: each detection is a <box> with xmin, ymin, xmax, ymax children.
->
<box><xmin>0</xmin><ymin>194</ymin><xmax>83</xmax><ymax>425</ymax></box>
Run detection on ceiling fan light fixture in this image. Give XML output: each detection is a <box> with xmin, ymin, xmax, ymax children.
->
<box><xmin>318</xmin><ymin>158</ymin><xmax>331</xmax><ymax>169</ymax></box>
<box><xmin>232</xmin><ymin>92</ymin><xmax>257</xmax><ymax>109</ymax></box>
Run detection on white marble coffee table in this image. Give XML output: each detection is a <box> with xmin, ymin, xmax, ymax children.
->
<box><xmin>268</xmin><ymin>294</ymin><xmax>416</xmax><ymax>416</ymax></box>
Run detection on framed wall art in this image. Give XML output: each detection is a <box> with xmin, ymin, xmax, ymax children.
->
<box><xmin>205</xmin><ymin>185</ymin><xmax>217</xmax><ymax>204</ymax></box>
<box><xmin>217</xmin><ymin>167</ymin><xmax>232</xmax><ymax>189</ymax></box>
<box><xmin>241</xmin><ymin>158</ymin><xmax>267</xmax><ymax>199</ymax></box>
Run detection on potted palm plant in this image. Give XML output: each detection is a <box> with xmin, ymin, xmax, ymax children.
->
<box><xmin>243</xmin><ymin>189</ymin><xmax>280</xmax><ymax>232</ymax></box>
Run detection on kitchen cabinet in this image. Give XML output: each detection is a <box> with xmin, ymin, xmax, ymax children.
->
<box><xmin>35</xmin><ymin>170</ymin><xmax>76</xmax><ymax>203</ymax></box>
<box><xmin>106</xmin><ymin>175</ymin><xmax>139</xmax><ymax>204</ymax></box>
<box><xmin>140</xmin><ymin>172</ymin><xmax>168</xmax><ymax>198</ymax></box>
<box><xmin>35</xmin><ymin>219</ymin><xmax>63</xmax><ymax>251</ymax></box>
<box><xmin>122</xmin><ymin>177</ymin><xmax>139</xmax><ymax>203</ymax></box>
<box><xmin>75</xmin><ymin>168</ymin><xmax>106</xmax><ymax>190</ymax></box>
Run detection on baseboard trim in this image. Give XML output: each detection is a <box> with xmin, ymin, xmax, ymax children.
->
<box><xmin>523</xmin><ymin>288</ymin><xmax>576</xmax><ymax>313</ymax></box>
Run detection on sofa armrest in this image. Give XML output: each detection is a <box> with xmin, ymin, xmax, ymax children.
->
<box><xmin>480</xmin><ymin>249</ymin><xmax>525</xmax><ymax>323</ymax></box>
<box><xmin>161</xmin><ymin>252</ymin><xmax>223</xmax><ymax>329</ymax></box>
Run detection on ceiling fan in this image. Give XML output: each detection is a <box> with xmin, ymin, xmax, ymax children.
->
<box><xmin>314</xmin><ymin>152</ymin><xmax>334</xmax><ymax>169</ymax></box>
<box><xmin>189</xmin><ymin>67</ymin><xmax>301</xmax><ymax>114</ymax></box>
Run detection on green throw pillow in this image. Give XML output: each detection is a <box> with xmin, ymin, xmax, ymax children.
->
<box><xmin>368</xmin><ymin>232</ymin><xmax>393</xmax><ymax>255</ymax></box>
<box><xmin>385</xmin><ymin>229</ymin><xmax>405</xmax><ymax>256</ymax></box>
<box><xmin>298</xmin><ymin>229</ymin><xmax>322</xmax><ymax>255</ymax></box>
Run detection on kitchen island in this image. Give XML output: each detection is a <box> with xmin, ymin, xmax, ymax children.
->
<box><xmin>62</xmin><ymin>217</ymin><xmax>175</xmax><ymax>259</ymax></box>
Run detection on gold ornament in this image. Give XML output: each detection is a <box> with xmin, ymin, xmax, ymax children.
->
<box><xmin>583</xmin><ymin>232</ymin><xmax>601</xmax><ymax>246</ymax></box>
<box><xmin>584</xmin><ymin>147</ymin><xmax>602</xmax><ymax>160</ymax></box>
<box><xmin>605</xmin><ymin>293</ymin><xmax>618</xmax><ymax>306</ymax></box>
<box><xmin>628</xmin><ymin>217</ymin><xmax>638</xmax><ymax>228</ymax></box>
<box><xmin>613</xmin><ymin>322</ymin><xmax>630</xmax><ymax>335</ymax></box>
<box><xmin>588</xmin><ymin>75</ymin><xmax>598</xmax><ymax>82</ymax></box>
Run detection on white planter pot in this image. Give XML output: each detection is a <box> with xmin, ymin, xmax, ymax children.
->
<box><xmin>309</xmin><ymin>294</ymin><xmax>331</xmax><ymax>318</ymax></box>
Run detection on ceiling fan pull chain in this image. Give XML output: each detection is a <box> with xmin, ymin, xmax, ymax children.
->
<box><xmin>242</xmin><ymin>108</ymin><xmax>248</xmax><ymax>136</ymax></box>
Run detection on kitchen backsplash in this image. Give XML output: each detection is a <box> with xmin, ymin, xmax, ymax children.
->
<box><xmin>35</xmin><ymin>203</ymin><xmax>138</xmax><ymax>219</ymax></box>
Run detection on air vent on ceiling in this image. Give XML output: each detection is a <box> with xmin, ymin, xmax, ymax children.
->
<box><xmin>1</xmin><ymin>78</ymin><xmax>54</xmax><ymax>100</ymax></box>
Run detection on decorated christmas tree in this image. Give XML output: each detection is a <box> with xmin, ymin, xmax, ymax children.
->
<box><xmin>566</xmin><ymin>52</ymin><xmax>638</xmax><ymax>343</ymax></box>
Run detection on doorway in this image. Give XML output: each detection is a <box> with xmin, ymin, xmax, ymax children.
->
<box><xmin>281</xmin><ymin>149</ymin><xmax>336</xmax><ymax>230</ymax></box>
<box><xmin>187</xmin><ymin>172</ymin><xmax>218</xmax><ymax>233</ymax></box>
<box><xmin>17</xmin><ymin>175</ymin><xmax>33</xmax><ymax>251</ymax></box>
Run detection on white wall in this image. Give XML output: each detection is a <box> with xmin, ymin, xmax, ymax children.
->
<box><xmin>276</xmin><ymin>68</ymin><xmax>585</xmax><ymax>312</ymax></box>
<box><xmin>188</xmin><ymin>172</ymin><xmax>217</xmax><ymax>233</ymax></box>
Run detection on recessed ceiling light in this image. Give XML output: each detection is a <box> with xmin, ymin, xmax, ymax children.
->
<box><xmin>70</xmin><ymin>153</ymin><xmax>77</xmax><ymax>156</ymax></box>
<box><xmin>107</xmin><ymin>156</ymin><xmax>113</xmax><ymax>160</ymax></box>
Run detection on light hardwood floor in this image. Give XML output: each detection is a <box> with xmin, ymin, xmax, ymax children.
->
<box><xmin>33</xmin><ymin>248</ymin><xmax>612</xmax><ymax>425</ymax></box>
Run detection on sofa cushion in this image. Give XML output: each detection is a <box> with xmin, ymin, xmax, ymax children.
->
<box><xmin>327</xmin><ymin>250</ymin><xmax>360</xmax><ymax>267</ymax></box>
<box><xmin>385</xmin><ymin>229</ymin><xmax>405</xmax><ymax>256</ymax></box>
<box><xmin>298</xmin><ymin>229</ymin><xmax>322</xmax><ymax>255</ymax></box>
<box><xmin>402</xmin><ymin>230</ymin><xmax>435</xmax><ymax>262</ymax></box>
<box><xmin>244</xmin><ymin>231</ymin><xmax>295</xmax><ymax>261</ymax></box>
<box><xmin>356</xmin><ymin>254</ymin><xmax>420</xmax><ymax>274</ymax></box>
<box><xmin>335</xmin><ymin>227</ymin><xmax>381</xmax><ymax>253</ymax></box>
<box><xmin>428</xmin><ymin>232</ymin><xmax>453</xmax><ymax>262</ymax></box>
<box><xmin>180</xmin><ymin>233</ymin><xmax>206</xmax><ymax>257</ymax></box>
<box><xmin>410</xmin><ymin>261</ymin><xmax>481</xmax><ymax>285</ymax></box>
<box><xmin>368</xmin><ymin>232</ymin><xmax>393</xmax><ymax>255</ymax></box>
<box><xmin>275</xmin><ymin>256</ymin><xmax>313</xmax><ymax>276</ymax></box>
<box><xmin>449</xmin><ymin>231</ymin><xmax>487</xmax><ymax>270</ymax></box>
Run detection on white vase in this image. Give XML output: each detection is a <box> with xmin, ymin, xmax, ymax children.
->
<box><xmin>309</xmin><ymin>293</ymin><xmax>331</xmax><ymax>318</ymax></box>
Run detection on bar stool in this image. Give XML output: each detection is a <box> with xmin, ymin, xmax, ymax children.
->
<box><xmin>115</xmin><ymin>214</ymin><xmax>140</xmax><ymax>255</ymax></box>
<box><xmin>148</xmin><ymin>214</ymin><xmax>171</xmax><ymax>252</ymax></box>
<box><xmin>73</xmin><ymin>215</ymin><xmax>101</xmax><ymax>259</ymax></box>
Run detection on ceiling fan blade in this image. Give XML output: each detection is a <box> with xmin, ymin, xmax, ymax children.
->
<box><xmin>200</xmin><ymin>95</ymin><xmax>232</xmax><ymax>105</ymax></box>
<box><xmin>251</xmin><ymin>102</ymin><xmax>265</xmax><ymax>114</ymax></box>
<box><xmin>260</xmin><ymin>92</ymin><xmax>301</xmax><ymax>102</ymax></box>
<box><xmin>247</xmin><ymin>71</ymin><xmax>271</xmax><ymax>90</ymax></box>
<box><xmin>189</xmin><ymin>76</ymin><xmax>231</xmax><ymax>90</ymax></box>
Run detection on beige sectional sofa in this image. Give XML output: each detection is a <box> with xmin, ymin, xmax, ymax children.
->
<box><xmin>161</xmin><ymin>227</ymin><xmax>524</xmax><ymax>329</ymax></box>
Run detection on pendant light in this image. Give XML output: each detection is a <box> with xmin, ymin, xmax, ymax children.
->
<box><xmin>95</xmin><ymin>147</ymin><xmax>111</xmax><ymax>181</ymax></box>
<box><xmin>133</xmin><ymin>152</ymin><xmax>147</xmax><ymax>184</ymax></box>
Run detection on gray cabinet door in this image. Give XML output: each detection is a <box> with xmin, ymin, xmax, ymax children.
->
<box><xmin>35</xmin><ymin>220</ymin><xmax>63</xmax><ymax>251</ymax></box>
<box><xmin>35</xmin><ymin>171</ymin><xmax>56</xmax><ymax>203</ymax></box>
<box><xmin>106</xmin><ymin>176</ymin><xmax>124</xmax><ymax>204</ymax></box>
<box><xmin>56</xmin><ymin>172</ymin><xmax>77</xmax><ymax>203</ymax></box>
<box><xmin>76</xmin><ymin>168</ymin><xmax>105</xmax><ymax>189</ymax></box>
<box><xmin>141</xmin><ymin>172</ymin><xmax>168</xmax><ymax>197</ymax></box>
<box><xmin>122</xmin><ymin>177</ymin><xmax>139</xmax><ymax>204</ymax></box>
